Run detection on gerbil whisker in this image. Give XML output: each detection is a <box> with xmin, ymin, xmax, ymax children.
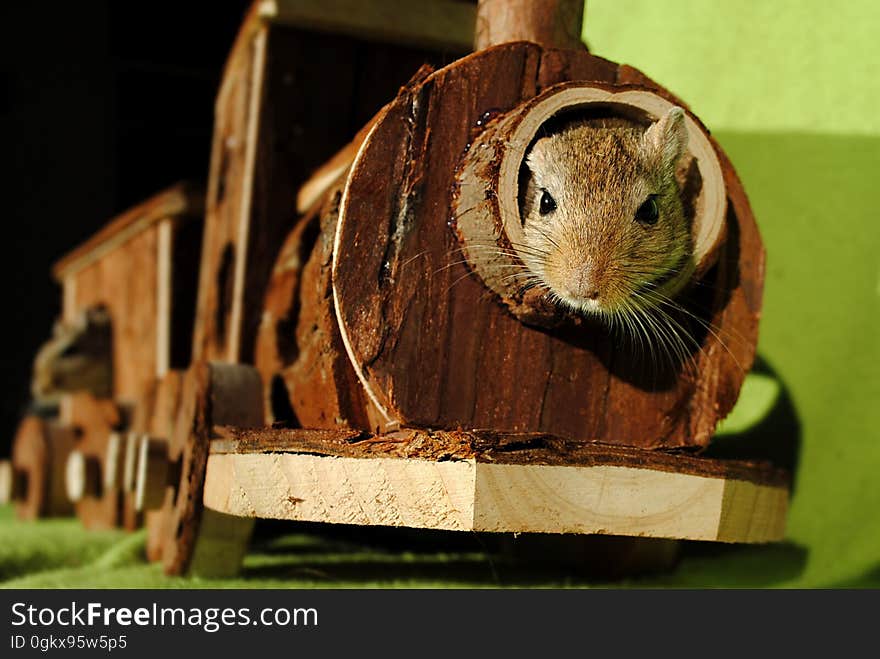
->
<box><xmin>516</xmin><ymin>281</ymin><xmax>543</xmax><ymax>296</ymax></box>
<box><xmin>636</xmin><ymin>292</ymin><xmax>729</xmax><ymax>368</ymax></box>
<box><xmin>616</xmin><ymin>298</ymin><xmax>650</xmax><ymax>368</ymax></box>
<box><xmin>444</xmin><ymin>269</ymin><xmax>480</xmax><ymax>294</ymax></box>
<box><xmin>628</xmin><ymin>268</ymin><xmax>753</xmax><ymax>354</ymax></box>
<box><xmin>636</xmin><ymin>289</ymin><xmax>745</xmax><ymax>373</ymax></box>
<box><xmin>644</xmin><ymin>305</ymin><xmax>697</xmax><ymax>374</ymax></box>
<box><xmin>435</xmin><ymin>258</ymin><xmax>483</xmax><ymax>274</ymax></box>
<box><xmin>400</xmin><ymin>250</ymin><xmax>429</xmax><ymax>269</ymax></box>
<box><xmin>453</xmin><ymin>243</ymin><xmax>548</xmax><ymax>261</ymax></box>
<box><xmin>529</xmin><ymin>226</ymin><xmax>562</xmax><ymax>250</ymax></box>
<box><xmin>448</xmin><ymin>203</ymin><xmax>484</xmax><ymax>222</ymax></box>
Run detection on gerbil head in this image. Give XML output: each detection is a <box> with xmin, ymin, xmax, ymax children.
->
<box><xmin>520</xmin><ymin>106</ymin><xmax>693</xmax><ymax>320</ymax></box>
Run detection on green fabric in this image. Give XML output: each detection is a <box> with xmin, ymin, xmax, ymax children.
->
<box><xmin>0</xmin><ymin>506</ymin><xmax>669</xmax><ymax>589</ymax></box>
<box><xmin>2</xmin><ymin>1</ymin><xmax>878</xmax><ymax>588</ymax></box>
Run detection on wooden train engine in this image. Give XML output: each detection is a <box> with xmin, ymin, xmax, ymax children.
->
<box><xmin>2</xmin><ymin>0</ymin><xmax>789</xmax><ymax>578</ymax></box>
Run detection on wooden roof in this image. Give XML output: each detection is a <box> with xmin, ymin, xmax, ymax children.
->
<box><xmin>52</xmin><ymin>182</ymin><xmax>204</xmax><ymax>281</ymax></box>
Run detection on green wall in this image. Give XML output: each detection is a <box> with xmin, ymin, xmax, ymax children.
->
<box><xmin>588</xmin><ymin>0</ymin><xmax>880</xmax><ymax>587</ymax></box>
<box><xmin>586</xmin><ymin>0</ymin><xmax>880</xmax><ymax>134</ymax></box>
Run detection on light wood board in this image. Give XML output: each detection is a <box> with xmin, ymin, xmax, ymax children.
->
<box><xmin>202</xmin><ymin>444</ymin><xmax>787</xmax><ymax>543</ymax></box>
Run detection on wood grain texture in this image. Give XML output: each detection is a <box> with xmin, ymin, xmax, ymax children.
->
<box><xmin>262</xmin><ymin>0</ymin><xmax>477</xmax><ymax>52</ymax></box>
<box><xmin>255</xmin><ymin>67</ymin><xmax>439</xmax><ymax>431</ymax></box>
<box><xmin>54</xmin><ymin>184</ymin><xmax>203</xmax><ymax>405</ymax></box>
<box><xmin>160</xmin><ymin>363</ymin><xmax>263</xmax><ymax>576</ymax></box>
<box><xmin>160</xmin><ymin>364</ymin><xmax>213</xmax><ymax>575</ymax></box>
<box><xmin>255</xmin><ymin>186</ymin><xmax>376</xmax><ymax>430</ymax></box>
<box><xmin>213</xmin><ymin>427</ymin><xmax>787</xmax><ymax>485</ymax></box>
<box><xmin>615</xmin><ymin>64</ymin><xmax>767</xmax><ymax>447</ymax></box>
<box><xmin>330</xmin><ymin>43</ymin><xmax>763</xmax><ymax>449</ymax></box>
<box><xmin>475</xmin><ymin>0</ymin><xmax>585</xmax><ymax>50</ymax></box>
<box><xmin>205</xmin><ymin>451</ymin><xmax>474</xmax><ymax>530</ymax></box>
<box><xmin>142</xmin><ymin>370</ymin><xmax>185</xmax><ymax>563</ymax></box>
<box><xmin>9</xmin><ymin>416</ymin><xmax>76</xmax><ymax>519</ymax></box>
<box><xmin>69</xmin><ymin>227</ymin><xmax>159</xmax><ymax>404</ymax></box>
<box><xmin>203</xmin><ymin>430</ymin><xmax>787</xmax><ymax>542</ymax></box>
<box><xmin>193</xmin><ymin>11</ymin><xmax>465</xmax><ymax>366</ymax></box>
<box><xmin>61</xmin><ymin>393</ymin><xmax>122</xmax><ymax>530</ymax></box>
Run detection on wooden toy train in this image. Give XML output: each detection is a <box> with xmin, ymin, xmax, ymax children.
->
<box><xmin>0</xmin><ymin>0</ymin><xmax>789</xmax><ymax>578</ymax></box>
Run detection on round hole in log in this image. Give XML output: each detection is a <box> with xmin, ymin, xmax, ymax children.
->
<box><xmin>453</xmin><ymin>82</ymin><xmax>727</xmax><ymax>324</ymax></box>
<box><xmin>11</xmin><ymin>416</ymin><xmax>76</xmax><ymax>519</ymax></box>
<box><xmin>269</xmin><ymin>373</ymin><xmax>298</xmax><ymax>427</ymax></box>
<box><xmin>215</xmin><ymin>243</ymin><xmax>236</xmax><ymax>349</ymax></box>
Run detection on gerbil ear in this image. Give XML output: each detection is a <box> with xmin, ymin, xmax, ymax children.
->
<box><xmin>643</xmin><ymin>106</ymin><xmax>688</xmax><ymax>168</ymax></box>
<box><xmin>526</xmin><ymin>137</ymin><xmax>549</xmax><ymax>175</ymax></box>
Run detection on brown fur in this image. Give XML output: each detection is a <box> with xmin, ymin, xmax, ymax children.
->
<box><xmin>520</xmin><ymin>108</ymin><xmax>691</xmax><ymax>317</ymax></box>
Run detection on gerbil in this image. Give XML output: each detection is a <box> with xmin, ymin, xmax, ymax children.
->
<box><xmin>519</xmin><ymin>107</ymin><xmax>692</xmax><ymax>320</ymax></box>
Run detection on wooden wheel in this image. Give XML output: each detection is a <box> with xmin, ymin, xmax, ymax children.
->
<box><xmin>154</xmin><ymin>362</ymin><xmax>262</xmax><ymax>576</ymax></box>
<box><xmin>136</xmin><ymin>370</ymin><xmax>185</xmax><ymax>563</ymax></box>
<box><xmin>62</xmin><ymin>393</ymin><xmax>122</xmax><ymax>529</ymax></box>
<box><xmin>10</xmin><ymin>415</ymin><xmax>75</xmax><ymax>519</ymax></box>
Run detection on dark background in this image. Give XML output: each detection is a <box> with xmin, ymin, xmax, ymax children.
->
<box><xmin>0</xmin><ymin>1</ymin><xmax>250</xmax><ymax>451</ymax></box>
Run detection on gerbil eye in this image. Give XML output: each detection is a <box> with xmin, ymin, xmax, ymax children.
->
<box><xmin>635</xmin><ymin>195</ymin><xmax>659</xmax><ymax>225</ymax></box>
<box><xmin>539</xmin><ymin>189</ymin><xmax>557</xmax><ymax>216</ymax></box>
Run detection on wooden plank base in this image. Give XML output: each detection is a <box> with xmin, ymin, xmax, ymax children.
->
<box><xmin>203</xmin><ymin>429</ymin><xmax>788</xmax><ymax>543</ymax></box>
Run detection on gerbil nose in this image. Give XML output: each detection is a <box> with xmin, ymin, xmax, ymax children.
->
<box><xmin>575</xmin><ymin>266</ymin><xmax>601</xmax><ymax>300</ymax></box>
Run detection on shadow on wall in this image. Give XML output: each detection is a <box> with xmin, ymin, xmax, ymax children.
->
<box><xmin>640</xmin><ymin>351</ymin><xmax>809</xmax><ymax>588</ymax></box>
<box><xmin>645</xmin><ymin>129</ymin><xmax>880</xmax><ymax>587</ymax></box>
<box><xmin>708</xmin><ymin>354</ymin><xmax>802</xmax><ymax>489</ymax></box>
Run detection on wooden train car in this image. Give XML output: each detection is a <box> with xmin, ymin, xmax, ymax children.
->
<box><xmin>52</xmin><ymin>182</ymin><xmax>203</xmax><ymax>404</ymax></box>
<box><xmin>3</xmin><ymin>184</ymin><xmax>203</xmax><ymax>527</ymax></box>
<box><xmin>191</xmin><ymin>0</ymin><xmax>472</xmax><ymax>367</ymax></box>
